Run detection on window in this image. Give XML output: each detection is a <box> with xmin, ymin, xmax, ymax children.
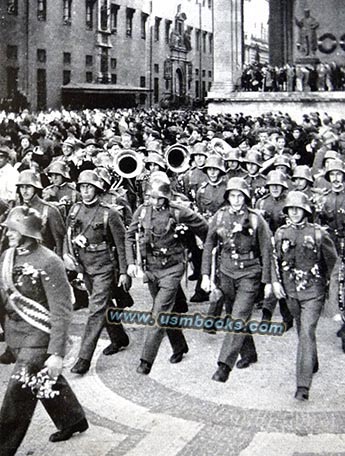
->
<box><xmin>37</xmin><ymin>69</ymin><xmax>47</xmax><ymax>110</ymax></box>
<box><xmin>100</xmin><ymin>48</ymin><xmax>108</xmax><ymax>75</ymax></box>
<box><xmin>202</xmin><ymin>69</ymin><xmax>206</xmax><ymax>77</ymax></box>
<box><xmin>165</xmin><ymin>20</ymin><xmax>172</xmax><ymax>44</ymax></box>
<box><xmin>100</xmin><ymin>0</ymin><xmax>108</xmax><ymax>30</ymax></box>
<box><xmin>195</xmin><ymin>80</ymin><xmax>199</xmax><ymax>98</ymax></box>
<box><xmin>37</xmin><ymin>0</ymin><xmax>46</xmax><ymax>21</ymax></box>
<box><xmin>86</xmin><ymin>1</ymin><xmax>93</xmax><ymax>29</ymax></box>
<box><xmin>110</xmin><ymin>4</ymin><xmax>119</xmax><ymax>33</ymax></box>
<box><xmin>195</xmin><ymin>29</ymin><xmax>200</xmax><ymax>51</ymax></box>
<box><xmin>208</xmin><ymin>70</ymin><xmax>212</xmax><ymax>78</ymax></box>
<box><xmin>203</xmin><ymin>32</ymin><xmax>207</xmax><ymax>53</ymax></box>
<box><xmin>140</xmin><ymin>76</ymin><xmax>146</xmax><ymax>87</ymax></box>
<box><xmin>208</xmin><ymin>0</ymin><xmax>212</xmax><ymax>8</ymax></box>
<box><xmin>63</xmin><ymin>0</ymin><xmax>72</xmax><ymax>24</ymax></box>
<box><xmin>154</xmin><ymin>17</ymin><xmax>161</xmax><ymax>42</ymax></box>
<box><xmin>7</xmin><ymin>67</ymin><xmax>18</xmax><ymax>97</ymax></box>
<box><xmin>209</xmin><ymin>34</ymin><xmax>213</xmax><ymax>54</ymax></box>
<box><xmin>63</xmin><ymin>52</ymin><xmax>71</xmax><ymax>65</ymax></box>
<box><xmin>195</xmin><ymin>68</ymin><xmax>199</xmax><ymax>76</ymax></box>
<box><xmin>208</xmin><ymin>81</ymin><xmax>212</xmax><ymax>91</ymax></box>
<box><xmin>7</xmin><ymin>45</ymin><xmax>18</xmax><ymax>60</ymax></box>
<box><xmin>141</xmin><ymin>12</ymin><xmax>148</xmax><ymax>40</ymax></box>
<box><xmin>154</xmin><ymin>64</ymin><xmax>159</xmax><ymax>74</ymax></box>
<box><xmin>202</xmin><ymin>80</ymin><xmax>206</xmax><ymax>97</ymax></box>
<box><xmin>110</xmin><ymin>58</ymin><xmax>116</xmax><ymax>69</ymax></box>
<box><xmin>63</xmin><ymin>70</ymin><xmax>71</xmax><ymax>85</ymax></box>
<box><xmin>154</xmin><ymin>77</ymin><xmax>159</xmax><ymax>103</ymax></box>
<box><xmin>86</xmin><ymin>72</ymin><xmax>93</xmax><ymax>83</ymax></box>
<box><xmin>111</xmin><ymin>74</ymin><xmax>117</xmax><ymax>84</ymax></box>
<box><xmin>86</xmin><ymin>55</ymin><xmax>93</xmax><ymax>66</ymax></box>
<box><xmin>37</xmin><ymin>49</ymin><xmax>46</xmax><ymax>63</ymax></box>
<box><xmin>126</xmin><ymin>7</ymin><xmax>135</xmax><ymax>37</ymax></box>
<box><xmin>7</xmin><ymin>0</ymin><xmax>18</xmax><ymax>15</ymax></box>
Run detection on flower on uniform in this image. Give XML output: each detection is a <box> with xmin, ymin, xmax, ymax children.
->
<box><xmin>281</xmin><ymin>239</ymin><xmax>290</xmax><ymax>253</ymax></box>
<box><xmin>12</xmin><ymin>367</ymin><xmax>60</xmax><ymax>399</ymax></box>
<box><xmin>232</xmin><ymin>222</ymin><xmax>243</xmax><ymax>233</ymax></box>
<box><xmin>303</xmin><ymin>235</ymin><xmax>316</xmax><ymax>250</ymax></box>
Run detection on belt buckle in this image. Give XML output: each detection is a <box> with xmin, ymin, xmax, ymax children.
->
<box><xmin>239</xmin><ymin>261</ymin><xmax>244</xmax><ymax>269</ymax></box>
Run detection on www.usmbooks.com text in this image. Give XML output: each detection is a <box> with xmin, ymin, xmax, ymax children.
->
<box><xmin>106</xmin><ymin>308</ymin><xmax>285</xmax><ymax>336</ymax></box>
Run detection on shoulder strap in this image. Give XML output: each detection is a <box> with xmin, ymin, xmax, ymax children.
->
<box><xmin>69</xmin><ymin>202</ymin><xmax>82</xmax><ymax>220</ymax></box>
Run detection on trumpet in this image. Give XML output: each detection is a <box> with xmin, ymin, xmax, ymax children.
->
<box><xmin>165</xmin><ymin>144</ymin><xmax>190</xmax><ymax>174</ymax></box>
<box><xmin>113</xmin><ymin>149</ymin><xmax>144</xmax><ymax>179</ymax></box>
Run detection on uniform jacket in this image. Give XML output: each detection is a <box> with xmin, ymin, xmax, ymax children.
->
<box><xmin>202</xmin><ymin>205</ymin><xmax>273</xmax><ymax>282</ymax></box>
<box><xmin>65</xmin><ymin>199</ymin><xmax>127</xmax><ymax>276</ymax></box>
<box><xmin>182</xmin><ymin>166</ymin><xmax>208</xmax><ymax>201</ymax></box>
<box><xmin>317</xmin><ymin>189</ymin><xmax>345</xmax><ymax>241</ymax></box>
<box><xmin>42</xmin><ymin>182</ymin><xmax>81</xmax><ymax>219</ymax></box>
<box><xmin>0</xmin><ymin>243</ymin><xmax>72</xmax><ymax>357</ymax></box>
<box><xmin>274</xmin><ymin>221</ymin><xmax>338</xmax><ymax>299</ymax></box>
<box><xmin>195</xmin><ymin>179</ymin><xmax>227</xmax><ymax>221</ymax></box>
<box><xmin>256</xmin><ymin>192</ymin><xmax>287</xmax><ymax>233</ymax></box>
<box><xmin>101</xmin><ymin>191</ymin><xmax>133</xmax><ymax>228</ymax></box>
<box><xmin>126</xmin><ymin>201</ymin><xmax>208</xmax><ymax>271</ymax></box>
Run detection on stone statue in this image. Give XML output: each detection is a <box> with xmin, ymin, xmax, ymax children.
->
<box><xmin>183</xmin><ymin>29</ymin><xmax>192</xmax><ymax>51</ymax></box>
<box><xmin>295</xmin><ymin>9</ymin><xmax>319</xmax><ymax>56</ymax></box>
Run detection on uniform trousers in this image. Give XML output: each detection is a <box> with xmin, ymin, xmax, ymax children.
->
<box><xmin>79</xmin><ymin>268</ymin><xmax>129</xmax><ymax>361</ymax></box>
<box><xmin>218</xmin><ymin>272</ymin><xmax>260</xmax><ymax>368</ymax></box>
<box><xmin>286</xmin><ymin>295</ymin><xmax>324</xmax><ymax>388</ymax></box>
<box><xmin>0</xmin><ymin>347</ymin><xmax>85</xmax><ymax>456</ymax></box>
<box><xmin>141</xmin><ymin>262</ymin><xmax>188</xmax><ymax>364</ymax></box>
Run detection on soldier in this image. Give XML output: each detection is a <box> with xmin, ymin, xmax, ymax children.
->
<box><xmin>0</xmin><ymin>206</ymin><xmax>88</xmax><ymax>455</ymax></box>
<box><xmin>202</xmin><ymin>177</ymin><xmax>274</xmax><ymax>382</ymax></box>
<box><xmin>272</xmin><ymin>192</ymin><xmax>337</xmax><ymax>400</ymax></box>
<box><xmin>223</xmin><ymin>148</ymin><xmax>244</xmax><ymax>179</ymax></box>
<box><xmin>126</xmin><ymin>175</ymin><xmax>208</xmax><ymax>375</ymax></box>
<box><xmin>42</xmin><ymin>160</ymin><xmax>81</xmax><ymax>220</ymax></box>
<box><xmin>292</xmin><ymin>165</ymin><xmax>314</xmax><ymax>196</ymax></box>
<box><xmin>256</xmin><ymin>170</ymin><xmax>293</xmax><ymax>327</ymax></box>
<box><xmin>65</xmin><ymin>170</ymin><xmax>130</xmax><ymax>375</ymax></box>
<box><xmin>182</xmin><ymin>141</ymin><xmax>208</xmax><ymax>202</ymax></box>
<box><xmin>242</xmin><ymin>149</ymin><xmax>267</xmax><ymax>206</ymax></box>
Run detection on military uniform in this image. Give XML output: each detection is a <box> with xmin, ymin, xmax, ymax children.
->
<box><xmin>126</xmin><ymin>200</ymin><xmax>208</xmax><ymax>368</ymax></box>
<box><xmin>275</xmin><ymin>220</ymin><xmax>337</xmax><ymax>391</ymax></box>
<box><xmin>0</xmin><ymin>243</ymin><xmax>86</xmax><ymax>455</ymax></box>
<box><xmin>243</xmin><ymin>173</ymin><xmax>267</xmax><ymax>207</ymax></box>
<box><xmin>66</xmin><ymin>199</ymin><xmax>129</xmax><ymax>364</ymax></box>
<box><xmin>42</xmin><ymin>182</ymin><xmax>81</xmax><ymax>220</ymax></box>
<box><xmin>317</xmin><ymin>189</ymin><xmax>345</xmax><ymax>253</ymax></box>
<box><xmin>203</xmin><ymin>205</ymin><xmax>273</xmax><ymax>373</ymax></box>
<box><xmin>182</xmin><ymin>166</ymin><xmax>208</xmax><ymax>202</ymax></box>
<box><xmin>195</xmin><ymin>179</ymin><xmax>228</xmax><ymax>221</ymax></box>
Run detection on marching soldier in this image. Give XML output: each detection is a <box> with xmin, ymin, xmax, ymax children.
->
<box><xmin>65</xmin><ymin>170</ymin><xmax>130</xmax><ymax>375</ymax></box>
<box><xmin>0</xmin><ymin>206</ymin><xmax>88</xmax><ymax>455</ymax></box>
<box><xmin>272</xmin><ymin>192</ymin><xmax>338</xmax><ymax>400</ymax></box>
<box><xmin>201</xmin><ymin>177</ymin><xmax>274</xmax><ymax>382</ymax></box>
<box><xmin>126</xmin><ymin>174</ymin><xmax>208</xmax><ymax>375</ymax></box>
<box><xmin>42</xmin><ymin>161</ymin><xmax>81</xmax><ymax>220</ymax></box>
<box><xmin>223</xmin><ymin>148</ymin><xmax>244</xmax><ymax>179</ymax></box>
<box><xmin>182</xmin><ymin>141</ymin><xmax>208</xmax><ymax>203</ymax></box>
<box><xmin>242</xmin><ymin>149</ymin><xmax>267</xmax><ymax>206</ymax></box>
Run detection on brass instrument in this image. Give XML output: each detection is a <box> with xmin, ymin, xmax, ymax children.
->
<box><xmin>209</xmin><ymin>138</ymin><xmax>233</xmax><ymax>158</ymax></box>
<box><xmin>113</xmin><ymin>149</ymin><xmax>144</xmax><ymax>179</ymax></box>
<box><xmin>165</xmin><ymin>144</ymin><xmax>190</xmax><ymax>174</ymax></box>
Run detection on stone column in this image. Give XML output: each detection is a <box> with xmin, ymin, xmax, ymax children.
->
<box><xmin>208</xmin><ymin>0</ymin><xmax>244</xmax><ymax>97</ymax></box>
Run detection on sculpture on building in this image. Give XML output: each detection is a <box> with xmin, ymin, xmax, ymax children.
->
<box><xmin>295</xmin><ymin>9</ymin><xmax>319</xmax><ymax>56</ymax></box>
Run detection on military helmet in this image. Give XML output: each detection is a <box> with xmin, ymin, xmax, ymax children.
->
<box><xmin>2</xmin><ymin>206</ymin><xmax>43</xmax><ymax>240</ymax></box>
<box><xmin>265</xmin><ymin>170</ymin><xmax>289</xmax><ymax>189</ymax></box>
<box><xmin>223</xmin><ymin>148</ymin><xmax>242</xmax><ymax>162</ymax></box>
<box><xmin>95</xmin><ymin>167</ymin><xmax>112</xmax><ymax>187</ymax></box>
<box><xmin>324</xmin><ymin>158</ymin><xmax>345</xmax><ymax>181</ymax></box>
<box><xmin>149</xmin><ymin>180</ymin><xmax>171</xmax><ymax>200</ymax></box>
<box><xmin>16</xmin><ymin>170</ymin><xmax>43</xmax><ymax>189</ymax></box>
<box><xmin>273</xmin><ymin>155</ymin><xmax>292</xmax><ymax>170</ymax></box>
<box><xmin>322</xmin><ymin>150</ymin><xmax>341</xmax><ymax>167</ymax></box>
<box><xmin>283</xmin><ymin>191</ymin><xmax>312</xmax><ymax>215</ymax></box>
<box><xmin>0</xmin><ymin>145</ymin><xmax>11</xmax><ymax>158</ymax></box>
<box><xmin>224</xmin><ymin>177</ymin><xmax>250</xmax><ymax>200</ymax></box>
<box><xmin>149</xmin><ymin>171</ymin><xmax>170</xmax><ymax>185</ymax></box>
<box><xmin>203</xmin><ymin>154</ymin><xmax>226</xmax><ymax>174</ymax></box>
<box><xmin>45</xmin><ymin>160</ymin><xmax>70</xmax><ymax>179</ymax></box>
<box><xmin>145</xmin><ymin>152</ymin><xmax>166</xmax><ymax>170</ymax></box>
<box><xmin>243</xmin><ymin>149</ymin><xmax>262</xmax><ymax>167</ymax></box>
<box><xmin>63</xmin><ymin>138</ymin><xmax>75</xmax><ymax>149</ymax></box>
<box><xmin>191</xmin><ymin>141</ymin><xmax>208</xmax><ymax>157</ymax></box>
<box><xmin>77</xmin><ymin>170</ymin><xmax>104</xmax><ymax>191</ymax></box>
<box><xmin>292</xmin><ymin>165</ymin><xmax>313</xmax><ymax>183</ymax></box>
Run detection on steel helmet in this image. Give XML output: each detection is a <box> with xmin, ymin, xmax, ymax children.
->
<box><xmin>283</xmin><ymin>191</ymin><xmax>312</xmax><ymax>215</ymax></box>
<box><xmin>95</xmin><ymin>167</ymin><xmax>112</xmax><ymax>187</ymax></box>
<box><xmin>16</xmin><ymin>170</ymin><xmax>43</xmax><ymax>189</ymax></box>
<box><xmin>149</xmin><ymin>178</ymin><xmax>171</xmax><ymax>200</ymax></box>
<box><xmin>322</xmin><ymin>150</ymin><xmax>340</xmax><ymax>167</ymax></box>
<box><xmin>149</xmin><ymin>171</ymin><xmax>170</xmax><ymax>185</ymax></box>
<box><xmin>191</xmin><ymin>141</ymin><xmax>208</xmax><ymax>157</ymax></box>
<box><xmin>223</xmin><ymin>148</ymin><xmax>242</xmax><ymax>162</ymax></box>
<box><xmin>265</xmin><ymin>170</ymin><xmax>289</xmax><ymax>188</ymax></box>
<box><xmin>224</xmin><ymin>177</ymin><xmax>250</xmax><ymax>200</ymax></box>
<box><xmin>145</xmin><ymin>152</ymin><xmax>166</xmax><ymax>170</ymax></box>
<box><xmin>203</xmin><ymin>154</ymin><xmax>226</xmax><ymax>174</ymax></box>
<box><xmin>2</xmin><ymin>206</ymin><xmax>43</xmax><ymax>240</ymax></box>
<box><xmin>324</xmin><ymin>159</ymin><xmax>345</xmax><ymax>181</ymax></box>
<box><xmin>292</xmin><ymin>165</ymin><xmax>313</xmax><ymax>183</ymax></box>
<box><xmin>45</xmin><ymin>161</ymin><xmax>70</xmax><ymax>179</ymax></box>
<box><xmin>77</xmin><ymin>170</ymin><xmax>104</xmax><ymax>191</ymax></box>
<box><xmin>243</xmin><ymin>149</ymin><xmax>262</xmax><ymax>167</ymax></box>
<box><xmin>273</xmin><ymin>155</ymin><xmax>292</xmax><ymax>170</ymax></box>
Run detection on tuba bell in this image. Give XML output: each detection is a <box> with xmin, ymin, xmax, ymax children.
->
<box><xmin>209</xmin><ymin>138</ymin><xmax>232</xmax><ymax>158</ymax></box>
<box><xmin>113</xmin><ymin>149</ymin><xmax>144</xmax><ymax>179</ymax></box>
<box><xmin>165</xmin><ymin>144</ymin><xmax>190</xmax><ymax>174</ymax></box>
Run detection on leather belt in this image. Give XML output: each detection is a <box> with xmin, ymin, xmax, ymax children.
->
<box><xmin>231</xmin><ymin>251</ymin><xmax>256</xmax><ymax>261</ymax></box>
<box><xmin>85</xmin><ymin>241</ymin><xmax>108</xmax><ymax>252</ymax></box>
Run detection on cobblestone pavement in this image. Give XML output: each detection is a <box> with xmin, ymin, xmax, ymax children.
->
<box><xmin>1</xmin><ymin>277</ymin><xmax>345</xmax><ymax>456</ymax></box>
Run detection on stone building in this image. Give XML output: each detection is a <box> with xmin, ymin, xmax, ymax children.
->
<box><xmin>0</xmin><ymin>0</ymin><xmax>213</xmax><ymax>110</ymax></box>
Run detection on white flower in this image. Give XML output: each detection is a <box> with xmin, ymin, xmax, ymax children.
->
<box><xmin>232</xmin><ymin>222</ymin><xmax>242</xmax><ymax>233</ymax></box>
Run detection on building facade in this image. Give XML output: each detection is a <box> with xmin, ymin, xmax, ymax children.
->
<box><xmin>0</xmin><ymin>0</ymin><xmax>213</xmax><ymax>110</ymax></box>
